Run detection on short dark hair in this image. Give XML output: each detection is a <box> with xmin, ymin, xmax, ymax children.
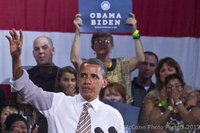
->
<box><xmin>164</xmin><ymin>74</ymin><xmax>184</xmax><ymax>88</ymax></box>
<box><xmin>5</xmin><ymin>113</ymin><xmax>27</xmax><ymax>131</ymax></box>
<box><xmin>144</xmin><ymin>51</ymin><xmax>159</xmax><ymax>64</ymax></box>
<box><xmin>79</xmin><ymin>58</ymin><xmax>107</xmax><ymax>78</ymax></box>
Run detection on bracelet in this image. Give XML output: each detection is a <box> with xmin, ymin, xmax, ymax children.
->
<box><xmin>132</xmin><ymin>30</ymin><xmax>140</xmax><ymax>39</ymax></box>
<box><xmin>175</xmin><ymin>101</ymin><xmax>182</xmax><ymax>105</ymax></box>
<box><xmin>132</xmin><ymin>33</ymin><xmax>139</xmax><ymax>38</ymax></box>
<box><xmin>168</xmin><ymin>106</ymin><xmax>174</xmax><ymax>111</ymax></box>
<box><xmin>132</xmin><ymin>30</ymin><xmax>139</xmax><ymax>36</ymax></box>
<box><xmin>158</xmin><ymin>101</ymin><xmax>166</xmax><ymax>106</ymax></box>
<box><xmin>161</xmin><ymin>101</ymin><xmax>166</xmax><ymax>105</ymax></box>
<box><xmin>133</xmin><ymin>35</ymin><xmax>140</xmax><ymax>39</ymax></box>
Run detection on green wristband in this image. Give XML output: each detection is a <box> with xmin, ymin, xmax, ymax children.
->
<box><xmin>161</xmin><ymin>101</ymin><xmax>166</xmax><ymax>106</ymax></box>
<box><xmin>168</xmin><ymin>106</ymin><xmax>174</xmax><ymax>111</ymax></box>
<box><xmin>132</xmin><ymin>33</ymin><xmax>139</xmax><ymax>38</ymax></box>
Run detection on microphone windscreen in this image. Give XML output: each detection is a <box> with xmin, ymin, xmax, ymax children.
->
<box><xmin>94</xmin><ymin>127</ymin><xmax>104</xmax><ymax>133</ymax></box>
<box><xmin>108</xmin><ymin>126</ymin><xmax>118</xmax><ymax>133</ymax></box>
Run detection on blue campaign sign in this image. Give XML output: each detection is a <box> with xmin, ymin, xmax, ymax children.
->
<box><xmin>104</xmin><ymin>99</ymin><xmax>140</xmax><ymax>133</ymax></box>
<box><xmin>79</xmin><ymin>0</ymin><xmax>132</xmax><ymax>33</ymax></box>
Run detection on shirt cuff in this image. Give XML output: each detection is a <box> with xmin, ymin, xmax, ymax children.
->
<box><xmin>9</xmin><ymin>69</ymin><xmax>28</xmax><ymax>92</ymax></box>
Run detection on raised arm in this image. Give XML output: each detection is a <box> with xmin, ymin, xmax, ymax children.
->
<box><xmin>70</xmin><ymin>14</ymin><xmax>83</xmax><ymax>71</ymax></box>
<box><xmin>6</xmin><ymin>29</ymin><xmax>55</xmax><ymax>114</ymax></box>
<box><xmin>125</xmin><ymin>13</ymin><xmax>144</xmax><ymax>72</ymax></box>
<box><xmin>6</xmin><ymin>29</ymin><xmax>23</xmax><ymax>80</ymax></box>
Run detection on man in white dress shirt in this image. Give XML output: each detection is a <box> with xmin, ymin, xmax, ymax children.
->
<box><xmin>6</xmin><ymin>29</ymin><xmax>124</xmax><ymax>133</ymax></box>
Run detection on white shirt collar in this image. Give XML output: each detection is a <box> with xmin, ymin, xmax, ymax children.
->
<box><xmin>76</xmin><ymin>94</ymin><xmax>99</xmax><ymax>113</ymax></box>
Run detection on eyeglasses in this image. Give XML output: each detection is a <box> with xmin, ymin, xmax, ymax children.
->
<box><xmin>166</xmin><ymin>84</ymin><xmax>182</xmax><ymax>90</ymax></box>
<box><xmin>94</xmin><ymin>40</ymin><xmax>110</xmax><ymax>44</ymax></box>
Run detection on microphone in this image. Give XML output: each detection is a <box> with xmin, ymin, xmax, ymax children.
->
<box><xmin>94</xmin><ymin>127</ymin><xmax>104</xmax><ymax>133</ymax></box>
<box><xmin>108</xmin><ymin>126</ymin><xmax>118</xmax><ymax>133</ymax></box>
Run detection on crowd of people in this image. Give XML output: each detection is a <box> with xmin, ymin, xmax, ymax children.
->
<box><xmin>0</xmin><ymin>12</ymin><xmax>199</xmax><ymax>133</ymax></box>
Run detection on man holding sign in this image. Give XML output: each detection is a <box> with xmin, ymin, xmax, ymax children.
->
<box><xmin>71</xmin><ymin>13</ymin><xmax>144</xmax><ymax>104</ymax></box>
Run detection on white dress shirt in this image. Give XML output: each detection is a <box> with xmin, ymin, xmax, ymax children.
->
<box><xmin>11</xmin><ymin>69</ymin><xmax>125</xmax><ymax>133</ymax></box>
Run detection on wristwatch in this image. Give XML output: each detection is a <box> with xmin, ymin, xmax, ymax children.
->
<box><xmin>175</xmin><ymin>101</ymin><xmax>182</xmax><ymax>105</ymax></box>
